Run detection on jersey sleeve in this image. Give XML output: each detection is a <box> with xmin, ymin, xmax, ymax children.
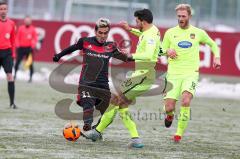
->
<box><xmin>15</xmin><ymin>26</ymin><xmax>21</xmax><ymax>48</ymax></box>
<box><xmin>161</xmin><ymin>30</ymin><xmax>171</xmax><ymax>56</ymax></box>
<box><xmin>112</xmin><ymin>48</ymin><xmax>134</xmax><ymax>62</ymax></box>
<box><xmin>132</xmin><ymin>35</ymin><xmax>157</xmax><ymax>61</ymax></box>
<box><xmin>31</xmin><ymin>26</ymin><xmax>38</xmax><ymax>49</ymax></box>
<box><xmin>200</xmin><ymin>30</ymin><xmax>220</xmax><ymax>58</ymax></box>
<box><xmin>57</xmin><ymin>37</ymin><xmax>84</xmax><ymax>58</ymax></box>
<box><xmin>11</xmin><ymin>22</ymin><xmax>16</xmax><ymax>58</ymax></box>
<box><xmin>130</xmin><ymin>28</ymin><xmax>142</xmax><ymax>37</ymax></box>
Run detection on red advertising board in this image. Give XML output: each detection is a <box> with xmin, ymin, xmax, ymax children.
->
<box><xmin>14</xmin><ymin>19</ymin><xmax>240</xmax><ymax>76</ymax></box>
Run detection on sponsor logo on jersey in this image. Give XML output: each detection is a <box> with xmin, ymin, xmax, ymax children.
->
<box><xmin>178</xmin><ymin>41</ymin><xmax>192</xmax><ymax>48</ymax></box>
<box><xmin>88</xmin><ymin>45</ymin><xmax>92</xmax><ymax>49</ymax></box>
<box><xmin>87</xmin><ymin>52</ymin><xmax>109</xmax><ymax>59</ymax></box>
<box><xmin>148</xmin><ymin>39</ymin><xmax>155</xmax><ymax>45</ymax></box>
<box><xmin>190</xmin><ymin>33</ymin><xmax>195</xmax><ymax>39</ymax></box>
<box><xmin>5</xmin><ymin>33</ymin><xmax>10</xmax><ymax>39</ymax></box>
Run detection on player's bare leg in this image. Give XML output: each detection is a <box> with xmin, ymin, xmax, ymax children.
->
<box><xmin>164</xmin><ymin>98</ymin><xmax>176</xmax><ymax>128</ymax></box>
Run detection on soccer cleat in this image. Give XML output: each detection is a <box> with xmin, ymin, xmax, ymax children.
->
<box><xmin>128</xmin><ymin>138</ymin><xmax>144</xmax><ymax>148</ymax></box>
<box><xmin>164</xmin><ymin>115</ymin><xmax>174</xmax><ymax>128</ymax></box>
<box><xmin>173</xmin><ymin>135</ymin><xmax>182</xmax><ymax>143</ymax></box>
<box><xmin>82</xmin><ymin>129</ymin><xmax>102</xmax><ymax>142</ymax></box>
<box><xmin>10</xmin><ymin>104</ymin><xmax>17</xmax><ymax>109</ymax></box>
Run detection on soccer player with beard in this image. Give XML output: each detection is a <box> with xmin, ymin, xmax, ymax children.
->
<box><xmin>160</xmin><ymin>4</ymin><xmax>221</xmax><ymax>142</ymax></box>
<box><xmin>0</xmin><ymin>1</ymin><xmax>17</xmax><ymax>109</ymax></box>
<box><xmin>14</xmin><ymin>16</ymin><xmax>38</xmax><ymax>83</ymax></box>
<box><xmin>83</xmin><ymin>9</ymin><xmax>161</xmax><ymax>148</ymax></box>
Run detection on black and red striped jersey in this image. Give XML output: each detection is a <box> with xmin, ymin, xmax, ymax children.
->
<box><xmin>57</xmin><ymin>36</ymin><xmax>131</xmax><ymax>88</ymax></box>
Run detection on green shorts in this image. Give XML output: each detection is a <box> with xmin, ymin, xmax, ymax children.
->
<box><xmin>120</xmin><ymin>70</ymin><xmax>155</xmax><ymax>100</ymax></box>
<box><xmin>164</xmin><ymin>72</ymin><xmax>199</xmax><ymax>100</ymax></box>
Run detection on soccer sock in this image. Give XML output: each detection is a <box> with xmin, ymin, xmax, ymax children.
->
<box><xmin>8</xmin><ymin>81</ymin><xmax>15</xmax><ymax>105</ymax></box>
<box><xmin>176</xmin><ymin>106</ymin><xmax>190</xmax><ymax>136</ymax></box>
<box><xmin>96</xmin><ymin>104</ymin><xmax>119</xmax><ymax>133</ymax></box>
<box><xmin>163</xmin><ymin>105</ymin><xmax>174</xmax><ymax>116</ymax></box>
<box><xmin>83</xmin><ymin>106</ymin><xmax>94</xmax><ymax>126</ymax></box>
<box><xmin>119</xmin><ymin>107</ymin><xmax>139</xmax><ymax>138</ymax></box>
<box><xmin>29</xmin><ymin>64</ymin><xmax>34</xmax><ymax>81</ymax></box>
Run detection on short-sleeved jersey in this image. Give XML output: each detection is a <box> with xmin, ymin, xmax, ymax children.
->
<box><xmin>16</xmin><ymin>25</ymin><xmax>38</xmax><ymax>48</ymax></box>
<box><xmin>162</xmin><ymin>25</ymin><xmax>220</xmax><ymax>74</ymax></box>
<box><xmin>0</xmin><ymin>18</ymin><xmax>15</xmax><ymax>56</ymax></box>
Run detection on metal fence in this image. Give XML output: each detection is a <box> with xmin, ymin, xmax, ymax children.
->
<box><xmin>6</xmin><ymin>0</ymin><xmax>240</xmax><ymax>31</ymax></box>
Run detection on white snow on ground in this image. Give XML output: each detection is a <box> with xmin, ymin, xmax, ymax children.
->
<box><xmin>1</xmin><ymin>68</ymin><xmax>240</xmax><ymax>100</ymax></box>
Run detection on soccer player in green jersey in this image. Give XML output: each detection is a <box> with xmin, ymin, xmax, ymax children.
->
<box><xmin>83</xmin><ymin>9</ymin><xmax>161</xmax><ymax>148</ymax></box>
<box><xmin>160</xmin><ymin>4</ymin><xmax>221</xmax><ymax>142</ymax></box>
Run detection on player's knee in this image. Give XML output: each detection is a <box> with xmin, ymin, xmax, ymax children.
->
<box><xmin>181</xmin><ymin>97</ymin><xmax>191</xmax><ymax>106</ymax></box>
<box><xmin>164</xmin><ymin>99</ymin><xmax>176</xmax><ymax>112</ymax></box>
<box><xmin>110</xmin><ymin>94</ymin><xmax>119</xmax><ymax>105</ymax></box>
<box><xmin>165</xmin><ymin>103</ymin><xmax>175</xmax><ymax>112</ymax></box>
<box><xmin>6</xmin><ymin>73</ymin><xmax>14</xmax><ymax>81</ymax></box>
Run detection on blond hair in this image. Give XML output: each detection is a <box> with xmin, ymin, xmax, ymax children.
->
<box><xmin>175</xmin><ymin>4</ymin><xmax>192</xmax><ymax>15</ymax></box>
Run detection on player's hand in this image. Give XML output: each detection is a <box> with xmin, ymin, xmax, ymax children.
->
<box><xmin>167</xmin><ymin>49</ymin><xmax>177</xmax><ymax>59</ymax></box>
<box><xmin>213</xmin><ymin>57</ymin><xmax>221</xmax><ymax>69</ymax></box>
<box><xmin>53</xmin><ymin>54</ymin><xmax>61</xmax><ymax>62</ymax></box>
<box><xmin>119</xmin><ymin>21</ymin><xmax>131</xmax><ymax>31</ymax></box>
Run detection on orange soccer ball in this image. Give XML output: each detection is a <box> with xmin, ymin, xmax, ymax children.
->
<box><xmin>63</xmin><ymin>123</ymin><xmax>81</xmax><ymax>141</ymax></box>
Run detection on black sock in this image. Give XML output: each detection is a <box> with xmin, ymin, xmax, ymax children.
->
<box><xmin>8</xmin><ymin>81</ymin><xmax>15</xmax><ymax>105</ymax></box>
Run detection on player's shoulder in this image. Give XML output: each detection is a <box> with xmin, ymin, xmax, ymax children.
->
<box><xmin>165</xmin><ymin>26</ymin><xmax>179</xmax><ymax>35</ymax></box>
<box><xmin>18</xmin><ymin>25</ymin><xmax>25</xmax><ymax>30</ymax></box>
<box><xmin>190</xmin><ymin>25</ymin><xmax>206</xmax><ymax>34</ymax></box>
<box><xmin>79</xmin><ymin>36</ymin><xmax>89</xmax><ymax>42</ymax></box>
<box><xmin>105</xmin><ymin>41</ymin><xmax>115</xmax><ymax>45</ymax></box>
<box><xmin>7</xmin><ymin>18</ymin><xmax>15</xmax><ymax>26</ymax></box>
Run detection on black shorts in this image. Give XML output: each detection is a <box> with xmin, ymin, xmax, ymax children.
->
<box><xmin>17</xmin><ymin>47</ymin><xmax>32</xmax><ymax>59</ymax></box>
<box><xmin>0</xmin><ymin>49</ymin><xmax>13</xmax><ymax>73</ymax></box>
<box><xmin>77</xmin><ymin>83</ymin><xmax>111</xmax><ymax>113</ymax></box>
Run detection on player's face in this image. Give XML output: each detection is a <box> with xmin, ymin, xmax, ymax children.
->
<box><xmin>95</xmin><ymin>27</ymin><xmax>110</xmax><ymax>44</ymax></box>
<box><xmin>135</xmin><ymin>17</ymin><xmax>143</xmax><ymax>31</ymax></box>
<box><xmin>24</xmin><ymin>17</ymin><xmax>32</xmax><ymax>26</ymax></box>
<box><xmin>177</xmin><ymin>10</ymin><xmax>191</xmax><ymax>29</ymax></box>
<box><xmin>0</xmin><ymin>4</ymin><xmax>8</xmax><ymax>20</ymax></box>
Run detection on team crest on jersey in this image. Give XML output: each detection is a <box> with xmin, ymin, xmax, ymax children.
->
<box><xmin>27</xmin><ymin>34</ymin><xmax>32</xmax><ymax>39</ymax></box>
<box><xmin>88</xmin><ymin>45</ymin><xmax>92</xmax><ymax>49</ymax></box>
<box><xmin>5</xmin><ymin>33</ymin><xmax>10</xmax><ymax>39</ymax></box>
<box><xmin>190</xmin><ymin>33</ymin><xmax>195</xmax><ymax>39</ymax></box>
<box><xmin>104</xmin><ymin>43</ymin><xmax>116</xmax><ymax>52</ymax></box>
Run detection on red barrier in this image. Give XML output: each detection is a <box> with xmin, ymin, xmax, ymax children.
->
<box><xmin>14</xmin><ymin>19</ymin><xmax>240</xmax><ymax>76</ymax></box>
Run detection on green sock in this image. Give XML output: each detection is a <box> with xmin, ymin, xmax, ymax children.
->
<box><xmin>119</xmin><ymin>108</ymin><xmax>139</xmax><ymax>138</ymax></box>
<box><xmin>176</xmin><ymin>106</ymin><xmax>190</xmax><ymax>136</ymax></box>
<box><xmin>163</xmin><ymin>105</ymin><xmax>174</xmax><ymax>116</ymax></box>
<box><xmin>96</xmin><ymin>104</ymin><xmax>119</xmax><ymax>133</ymax></box>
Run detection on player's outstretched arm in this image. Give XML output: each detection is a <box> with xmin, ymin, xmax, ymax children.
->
<box><xmin>53</xmin><ymin>38</ymin><xmax>84</xmax><ymax>62</ymax></box>
<box><xmin>120</xmin><ymin>21</ymin><xmax>142</xmax><ymax>37</ymax></box>
<box><xmin>112</xmin><ymin>49</ymin><xmax>134</xmax><ymax>62</ymax></box>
